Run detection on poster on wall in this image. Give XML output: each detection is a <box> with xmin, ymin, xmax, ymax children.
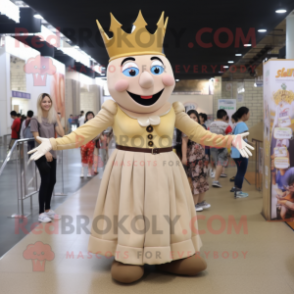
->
<box><xmin>263</xmin><ymin>60</ymin><xmax>294</xmax><ymax>221</ymax></box>
<box><xmin>217</xmin><ymin>99</ymin><xmax>236</xmax><ymax>126</ymax></box>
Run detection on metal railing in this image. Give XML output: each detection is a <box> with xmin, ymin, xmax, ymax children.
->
<box><xmin>0</xmin><ymin>134</ymin><xmax>11</xmax><ymax>164</ymax></box>
<box><xmin>0</xmin><ymin>138</ymin><xmax>38</xmax><ymax>217</ymax></box>
<box><xmin>0</xmin><ymin>138</ymin><xmax>66</xmax><ymax>217</ymax></box>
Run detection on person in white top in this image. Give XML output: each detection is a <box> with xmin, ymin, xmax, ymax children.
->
<box><xmin>78</xmin><ymin>111</ymin><xmax>85</xmax><ymax>127</ymax></box>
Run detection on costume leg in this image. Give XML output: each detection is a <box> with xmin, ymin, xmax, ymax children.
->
<box><xmin>156</xmin><ymin>255</ymin><xmax>207</xmax><ymax>276</ymax></box>
<box><xmin>111</xmin><ymin>260</ymin><xmax>144</xmax><ymax>284</ymax></box>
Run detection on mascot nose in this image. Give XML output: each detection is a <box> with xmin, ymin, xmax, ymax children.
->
<box><xmin>139</xmin><ymin>71</ymin><xmax>154</xmax><ymax>89</ymax></box>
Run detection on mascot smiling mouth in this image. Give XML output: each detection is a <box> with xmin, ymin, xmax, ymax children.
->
<box><xmin>127</xmin><ymin>89</ymin><xmax>164</xmax><ymax>106</ymax></box>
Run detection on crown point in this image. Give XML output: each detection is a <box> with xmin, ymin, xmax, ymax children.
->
<box><xmin>96</xmin><ymin>19</ymin><xmax>103</xmax><ymax>31</ymax></box>
<box><xmin>109</xmin><ymin>13</ymin><xmax>122</xmax><ymax>33</ymax></box>
<box><xmin>164</xmin><ymin>16</ymin><xmax>169</xmax><ymax>30</ymax></box>
<box><xmin>133</xmin><ymin>10</ymin><xmax>147</xmax><ymax>28</ymax></box>
<box><xmin>96</xmin><ymin>19</ymin><xmax>110</xmax><ymax>41</ymax></box>
<box><xmin>157</xmin><ymin>11</ymin><xmax>165</xmax><ymax>27</ymax></box>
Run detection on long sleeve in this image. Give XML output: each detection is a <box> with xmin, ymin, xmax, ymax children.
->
<box><xmin>49</xmin><ymin>100</ymin><xmax>117</xmax><ymax>151</ymax></box>
<box><xmin>173</xmin><ymin>102</ymin><xmax>235</xmax><ymax>148</ymax></box>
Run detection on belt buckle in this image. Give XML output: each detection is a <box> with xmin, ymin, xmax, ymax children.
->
<box><xmin>151</xmin><ymin>148</ymin><xmax>158</xmax><ymax>155</ymax></box>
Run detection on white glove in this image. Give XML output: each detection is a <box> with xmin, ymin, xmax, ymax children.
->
<box><xmin>232</xmin><ymin>132</ymin><xmax>254</xmax><ymax>158</ymax></box>
<box><xmin>28</xmin><ymin>136</ymin><xmax>53</xmax><ymax>161</ymax></box>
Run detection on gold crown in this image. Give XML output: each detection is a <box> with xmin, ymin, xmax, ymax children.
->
<box><xmin>96</xmin><ymin>11</ymin><xmax>168</xmax><ymax>61</ymax></box>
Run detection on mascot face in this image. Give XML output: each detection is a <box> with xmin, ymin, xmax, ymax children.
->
<box><xmin>107</xmin><ymin>54</ymin><xmax>175</xmax><ymax>114</ymax></box>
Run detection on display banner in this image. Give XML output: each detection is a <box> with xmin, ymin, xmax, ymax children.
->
<box><xmin>217</xmin><ymin>99</ymin><xmax>236</xmax><ymax>127</ymax></box>
<box><xmin>263</xmin><ymin>60</ymin><xmax>294</xmax><ymax>220</ymax></box>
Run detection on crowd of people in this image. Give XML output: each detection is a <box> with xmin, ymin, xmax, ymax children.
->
<box><xmin>178</xmin><ymin>106</ymin><xmax>252</xmax><ymax>212</ymax></box>
<box><xmin>9</xmin><ymin>92</ymin><xmax>253</xmax><ymax>223</ymax></box>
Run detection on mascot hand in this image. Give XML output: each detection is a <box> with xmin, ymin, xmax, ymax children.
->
<box><xmin>231</xmin><ymin>132</ymin><xmax>254</xmax><ymax>158</ymax></box>
<box><xmin>28</xmin><ymin>136</ymin><xmax>52</xmax><ymax>161</ymax></box>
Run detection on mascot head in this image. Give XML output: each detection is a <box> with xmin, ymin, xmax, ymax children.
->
<box><xmin>97</xmin><ymin>11</ymin><xmax>175</xmax><ymax>114</ymax></box>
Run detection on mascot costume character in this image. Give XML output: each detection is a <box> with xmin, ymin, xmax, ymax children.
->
<box><xmin>29</xmin><ymin>11</ymin><xmax>254</xmax><ymax>284</ymax></box>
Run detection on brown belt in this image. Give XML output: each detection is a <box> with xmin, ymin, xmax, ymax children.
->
<box><xmin>116</xmin><ymin>144</ymin><xmax>173</xmax><ymax>155</ymax></box>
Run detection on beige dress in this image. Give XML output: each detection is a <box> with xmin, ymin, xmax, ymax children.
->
<box><xmin>49</xmin><ymin>100</ymin><xmax>234</xmax><ymax>265</ymax></box>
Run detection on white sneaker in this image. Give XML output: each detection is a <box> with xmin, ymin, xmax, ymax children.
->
<box><xmin>210</xmin><ymin>169</ymin><xmax>215</xmax><ymax>178</ymax></box>
<box><xmin>45</xmin><ymin>209</ymin><xmax>61</xmax><ymax>220</ymax></box>
<box><xmin>87</xmin><ymin>172</ymin><xmax>92</xmax><ymax>178</ymax></box>
<box><xmin>212</xmin><ymin>181</ymin><xmax>222</xmax><ymax>188</ymax></box>
<box><xmin>195</xmin><ymin>204</ymin><xmax>203</xmax><ymax>212</ymax></box>
<box><xmin>38</xmin><ymin>213</ymin><xmax>52</xmax><ymax>223</ymax></box>
<box><xmin>80</xmin><ymin>168</ymin><xmax>84</xmax><ymax>178</ymax></box>
<box><xmin>234</xmin><ymin>191</ymin><xmax>249</xmax><ymax>198</ymax></box>
<box><xmin>198</xmin><ymin>201</ymin><xmax>211</xmax><ymax>209</ymax></box>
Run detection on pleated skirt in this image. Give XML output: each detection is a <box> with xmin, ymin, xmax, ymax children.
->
<box><xmin>88</xmin><ymin>149</ymin><xmax>202</xmax><ymax>265</ymax></box>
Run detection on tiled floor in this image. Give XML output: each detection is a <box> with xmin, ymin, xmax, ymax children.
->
<box><xmin>0</xmin><ymin>165</ymin><xmax>294</xmax><ymax>294</ymax></box>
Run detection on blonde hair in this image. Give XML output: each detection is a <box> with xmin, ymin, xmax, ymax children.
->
<box><xmin>36</xmin><ymin>93</ymin><xmax>56</xmax><ymax>124</ymax></box>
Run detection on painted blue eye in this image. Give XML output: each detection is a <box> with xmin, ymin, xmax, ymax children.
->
<box><xmin>123</xmin><ymin>67</ymin><xmax>139</xmax><ymax>77</ymax></box>
<box><xmin>151</xmin><ymin>65</ymin><xmax>164</xmax><ymax>75</ymax></box>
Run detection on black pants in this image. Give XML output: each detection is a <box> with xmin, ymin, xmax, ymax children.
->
<box><xmin>35</xmin><ymin>155</ymin><xmax>56</xmax><ymax>214</ymax></box>
<box><xmin>233</xmin><ymin>157</ymin><xmax>248</xmax><ymax>190</ymax></box>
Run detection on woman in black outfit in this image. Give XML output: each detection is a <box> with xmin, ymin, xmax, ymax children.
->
<box><xmin>30</xmin><ymin>93</ymin><xmax>64</xmax><ymax>223</ymax></box>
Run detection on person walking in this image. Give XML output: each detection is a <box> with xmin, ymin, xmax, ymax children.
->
<box><xmin>9</xmin><ymin>111</ymin><xmax>21</xmax><ymax>149</ymax></box>
<box><xmin>182</xmin><ymin>110</ymin><xmax>211</xmax><ymax>212</ymax></box>
<box><xmin>78</xmin><ymin>110</ymin><xmax>85</xmax><ymax>127</ymax></box>
<box><xmin>67</xmin><ymin>114</ymin><xmax>73</xmax><ymax>133</ymax></box>
<box><xmin>229</xmin><ymin>113</ymin><xmax>238</xmax><ymax>182</ymax></box>
<box><xmin>209</xmin><ymin>109</ymin><xmax>232</xmax><ymax>188</ymax></box>
<box><xmin>230</xmin><ymin>107</ymin><xmax>251</xmax><ymax>198</ymax></box>
<box><xmin>80</xmin><ymin>111</ymin><xmax>96</xmax><ymax>178</ymax></box>
<box><xmin>30</xmin><ymin>93</ymin><xmax>64</xmax><ymax>222</ymax></box>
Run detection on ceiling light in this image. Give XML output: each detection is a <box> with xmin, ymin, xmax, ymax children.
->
<box><xmin>223</xmin><ymin>66</ymin><xmax>229</xmax><ymax>68</ymax></box>
<box><xmin>60</xmin><ymin>48</ymin><xmax>90</xmax><ymax>67</ymax></box>
<box><xmin>34</xmin><ymin>14</ymin><xmax>43</xmax><ymax>19</ymax></box>
<box><xmin>275</xmin><ymin>9</ymin><xmax>287</xmax><ymax>13</ymax></box>
<box><xmin>258</xmin><ymin>29</ymin><xmax>267</xmax><ymax>32</ymax></box>
<box><xmin>235</xmin><ymin>53</ymin><xmax>242</xmax><ymax>56</ymax></box>
<box><xmin>0</xmin><ymin>0</ymin><xmax>20</xmax><ymax>23</ymax></box>
<box><xmin>176</xmin><ymin>79</ymin><xmax>180</xmax><ymax>82</ymax></box>
<box><xmin>244</xmin><ymin>44</ymin><xmax>251</xmax><ymax>47</ymax></box>
<box><xmin>228</xmin><ymin>61</ymin><xmax>234</xmax><ymax>63</ymax></box>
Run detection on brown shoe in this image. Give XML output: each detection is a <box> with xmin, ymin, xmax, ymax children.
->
<box><xmin>156</xmin><ymin>255</ymin><xmax>207</xmax><ymax>276</ymax></box>
<box><xmin>111</xmin><ymin>260</ymin><xmax>144</xmax><ymax>284</ymax></box>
